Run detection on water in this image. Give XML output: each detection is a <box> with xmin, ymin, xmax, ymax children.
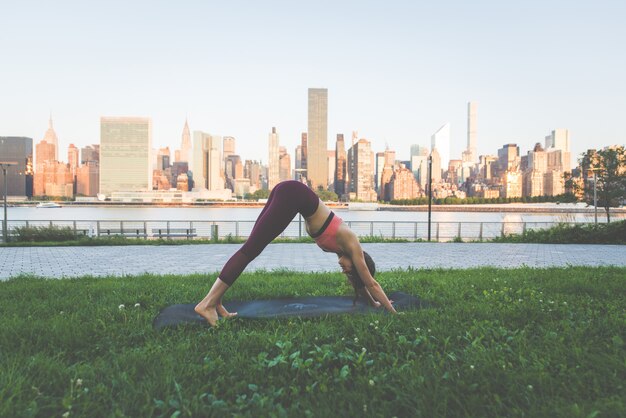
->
<box><xmin>7</xmin><ymin>203</ymin><xmax>621</xmax><ymax>223</ymax></box>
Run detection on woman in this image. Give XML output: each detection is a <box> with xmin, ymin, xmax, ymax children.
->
<box><xmin>195</xmin><ymin>180</ymin><xmax>397</xmax><ymax>326</ymax></box>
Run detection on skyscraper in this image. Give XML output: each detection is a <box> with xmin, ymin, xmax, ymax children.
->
<box><xmin>35</xmin><ymin>140</ymin><xmax>55</xmax><ymax>167</ymax></box>
<box><xmin>431</xmin><ymin>123</ymin><xmax>450</xmax><ymax>172</ymax></box>
<box><xmin>223</xmin><ymin>136</ymin><xmax>236</xmax><ymax>160</ymax></box>
<box><xmin>81</xmin><ymin>145</ymin><xmax>99</xmax><ymax>164</ymax></box>
<box><xmin>497</xmin><ymin>144</ymin><xmax>520</xmax><ymax>173</ymax></box>
<box><xmin>410</xmin><ymin>144</ymin><xmax>429</xmax><ymax>187</ymax></box>
<box><xmin>68</xmin><ymin>144</ymin><xmax>79</xmax><ymax>173</ymax></box>
<box><xmin>327</xmin><ymin>150</ymin><xmax>335</xmax><ymax>191</ymax></box>
<box><xmin>375</xmin><ymin>152</ymin><xmax>385</xmax><ymax>192</ymax></box>
<box><xmin>463</xmin><ymin>102</ymin><xmax>478</xmax><ymax>163</ymax></box>
<box><xmin>176</xmin><ymin>119</ymin><xmax>192</xmax><ymax>163</ymax></box>
<box><xmin>192</xmin><ymin>131</ymin><xmax>224</xmax><ymax>191</ymax></box>
<box><xmin>279</xmin><ymin>146</ymin><xmax>291</xmax><ymax>182</ymax></box>
<box><xmin>0</xmin><ymin>136</ymin><xmax>33</xmax><ymax>198</ymax></box>
<box><xmin>299</xmin><ymin>133</ymin><xmax>308</xmax><ymax>181</ymax></box>
<box><xmin>307</xmin><ymin>88</ymin><xmax>328</xmax><ymax>190</ymax></box>
<box><xmin>334</xmin><ymin>134</ymin><xmax>347</xmax><ymax>197</ymax></box>
<box><xmin>545</xmin><ymin>128</ymin><xmax>570</xmax><ymax>151</ymax></box>
<box><xmin>42</xmin><ymin>116</ymin><xmax>59</xmax><ymax>161</ymax></box>
<box><xmin>76</xmin><ymin>162</ymin><xmax>99</xmax><ymax>197</ymax></box>
<box><xmin>545</xmin><ymin>129</ymin><xmax>571</xmax><ymax>173</ymax></box>
<box><xmin>347</xmin><ymin>138</ymin><xmax>376</xmax><ymax>202</ymax></box>
<box><xmin>100</xmin><ymin>117</ymin><xmax>152</xmax><ymax>196</ymax></box>
<box><xmin>268</xmin><ymin>127</ymin><xmax>280</xmax><ymax>190</ymax></box>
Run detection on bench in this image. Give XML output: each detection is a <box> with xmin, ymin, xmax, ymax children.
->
<box><xmin>152</xmin><ymin>228</ymin><xmax>197</xmax><ymax>239</ymax></box>
<box><xmin>98</xmin><ymin>228</ymin><xmax>148</xmax><ymax>238</ymax></box>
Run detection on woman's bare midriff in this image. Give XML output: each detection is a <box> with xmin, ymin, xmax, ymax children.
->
<box><xmin>304</xmin><ymin>199</ymin><xmax>332</xmax><ymax>236</ymax></box>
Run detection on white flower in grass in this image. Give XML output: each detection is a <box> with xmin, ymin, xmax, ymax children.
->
<box><xmin>118</xmin><ymin>304</ymin><xmax>125</xmax><ymax>310</ymax></box>
<box><xmin>369</xmin><ymin>379</ymin><xmax>375</xmax><ymax>386</ymax></box>
<box><xmin>76</xmin><ymin>379</ymin><xmax>83</xmax><ymax>387</ymax></box>
<box><xmin>62</xmin><ymin>412</ymin><xmax>70</xmax><ymax>418</ymax></box>
<box><xmin>527</xmin><ymin>385</ymin><xmax>533</xmax><ymax>390</ymax></box>
<box><xmin>134</xmin><ymin>303</ymin><xmax>140</xmax><ymax>308</ymax></box>
<box><xmin>470</xmin><ymin>365</ymin><xmax>475</xmax><ymax>370</ymax></box>
<box><xmin>354</xmin><ymin>337</ymin><xmax>359</xmax><ymax>343</ymax></box>
<box><xmin>361</xmin><ymin>347</ymin><xmax>367</xmax><ymax>353</ymax></box>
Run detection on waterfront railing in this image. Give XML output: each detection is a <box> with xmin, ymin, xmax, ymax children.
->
<box><xmin>5</xmin><ymin>219</ymin><xmax>607</xmax><ymax>242</ymax></box>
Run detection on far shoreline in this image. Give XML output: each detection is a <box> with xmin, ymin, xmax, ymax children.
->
<box><xmin>8</xmin><ymin>200</ymin><xmax>625</xmax><ymax>214</ymax></box>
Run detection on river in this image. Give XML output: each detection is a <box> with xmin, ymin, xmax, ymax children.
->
<box><xmin>7</xmin><ymin>203</ymin><xmax>624</xmax><ymax>223</ymax></box>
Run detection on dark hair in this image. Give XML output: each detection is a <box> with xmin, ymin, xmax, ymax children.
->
<box><xmin>347</xmin><ymin>251</ymin><xmax>375</xmax><ymax>290</ymax></box>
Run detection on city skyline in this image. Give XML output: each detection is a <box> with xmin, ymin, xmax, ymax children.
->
<box><xmin>1</xmin><ymin>2</ymin><xmax>624</xmax><ymax>163</ymax></box>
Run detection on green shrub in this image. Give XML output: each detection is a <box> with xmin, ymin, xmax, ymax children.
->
<box><xmin>12</xmin><ymin>225</ymin><xmax>79</xmax><ymax>242</ymax></box>
<box><xmin>493</xmin><ymin>220</ymin><xmax>626</xmax><ymax>244</ymax></box>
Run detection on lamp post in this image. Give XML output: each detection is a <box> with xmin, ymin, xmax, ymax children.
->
<box><xmin>0</xmin><ymin>161</ymin><xmax>18</xmax><ymax>243</ymax></box>
<box><xmin>593</xmin><ymin>170</ymin><xmax>598</xmax><ymax>225</ymax></box>
<box><xmin>427</xmin><ymin>154</ymin><xmax>433</xmax><ymax>242</ymax></box>
<box><xmin>586</xmin><ymin>166</ymin><xmax>601</xmax><ymax>226</ymax></box>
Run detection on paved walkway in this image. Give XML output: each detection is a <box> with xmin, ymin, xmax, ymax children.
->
<box><xmin>1</xmin><ymin>243</ymin><xmax>625</xmax><ymax>280</ymax></box>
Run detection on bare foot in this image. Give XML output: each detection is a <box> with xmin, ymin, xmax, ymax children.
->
<box><xmin>217</xmin><ymin>304</ymin><xmax>237</xmax><ymax>318</ymax></box>
<box><xmin>194</xmin><ymin>302</ymin><xmax>219</xmax><ymax>326</ymax></box>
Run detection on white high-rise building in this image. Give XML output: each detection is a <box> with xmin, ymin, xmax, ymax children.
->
<box><xmin>545</xmin><ymin>129</ymin><xmax>572</xmax><ymax>173</ymax></box>
<box><xmin>545</xmin><ymin>129</ymin><xmax>570</xmax><ymax>151</ymax></box>
<box><xmin>192</xmin><ymin>131</ymin><xmax>224</xmax><ymax>191</ymax></box>
<box><xmin>100</xmin><ymin>117</ymin><xmax>152</xmax><ymax>196</ymax></box>
<box><xmin>463</xmin><ymin>102</ymin><xmax>478</xmax><ymax>163</ymax></box>
<box><xmin>268</xmin><ymin>127</ymin><xmax>280</xmax><ymax>190</ymax></box>
<box><xmin>431</xmin><ymin>123</ymin><xmax>451</xmax><ymax>171</ymax></box>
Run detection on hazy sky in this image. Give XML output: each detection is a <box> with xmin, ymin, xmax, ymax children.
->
<box><xmin>1</xmin><ymin>0</ymin><xmax>625</xmax><ymax>165</ymax></box>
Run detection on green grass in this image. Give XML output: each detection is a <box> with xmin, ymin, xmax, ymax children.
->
<box><xmin>1</xmin><ymin>267</ymin><xmax>625</xmax><ymax>417</ymax></box>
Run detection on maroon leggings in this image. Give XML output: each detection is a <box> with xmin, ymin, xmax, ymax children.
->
<box><xmin>219</xmin><ymin>181</ymin><xmax>320</xmax><ymax>285</ymax></box>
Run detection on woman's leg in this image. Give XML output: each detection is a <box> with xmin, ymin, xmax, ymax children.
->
<box><xmin>196</xmin><ymin>181</ymin><xmax>319</xmax><ymax>325</ymax></box>
<box><xmin>219</xmin><ymin>182</ymin><xmax>311</xmax><ymax>285</ymax></box>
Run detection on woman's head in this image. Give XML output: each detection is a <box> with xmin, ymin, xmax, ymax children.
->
<box><xmin>342</xmin><ymin>251</ymin><xmax>375</xmax><ymax>296</ymax></box>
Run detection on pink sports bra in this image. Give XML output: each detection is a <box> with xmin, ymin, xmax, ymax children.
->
<box><xmin>311</xmin><ymin>212</ymin><xmax>343</xmax><ymax>253</ymax></box>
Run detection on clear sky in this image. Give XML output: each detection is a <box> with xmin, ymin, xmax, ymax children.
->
<box><xmin>1</xmin><ymin>0</ymin><xmax>625</xmax><ymax>165</ymax></box>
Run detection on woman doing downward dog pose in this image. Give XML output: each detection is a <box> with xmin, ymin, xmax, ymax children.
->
<box><xmin>195</xmin><ymin>180</ymin><xmax>397</xmax><ymax>326</ymax></box>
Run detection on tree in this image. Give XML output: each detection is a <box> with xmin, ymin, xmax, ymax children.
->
<box><xmin>579</xmin><ymin>146</ymin><xmax>626</xmax><ymax>223</ymax></box>
<box><xmin>315</xmin><ymin>186</ymin><xmax>339</xmax><ymax>202</ymax></box>
<box><xmin>246</xmin><ymin>189</ymin><xmax>270</xmax><ymax>201</ymax></box>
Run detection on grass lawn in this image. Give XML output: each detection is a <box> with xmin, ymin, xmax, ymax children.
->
<box><xmin>1</xmin><ymin>267</ymin><xmax>625</xmax><ymax>417</ymax></box>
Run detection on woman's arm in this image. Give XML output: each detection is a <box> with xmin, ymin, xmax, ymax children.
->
<box><xmin>346</xmin><ymin>244</ymin><xmax>397</xmax><ymax>314</ymax></box>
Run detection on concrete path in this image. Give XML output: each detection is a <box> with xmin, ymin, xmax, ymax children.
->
<box><xmin>1</xmin><ymin>243</ymin><xmax>625</xmax><ymax>280</ymax></box>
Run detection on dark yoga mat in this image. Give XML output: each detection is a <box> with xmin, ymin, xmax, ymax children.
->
<box><xmin>153</xmin><ymin>291</ymin><xmax>431</xmax><ymax>330</ymax></box>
